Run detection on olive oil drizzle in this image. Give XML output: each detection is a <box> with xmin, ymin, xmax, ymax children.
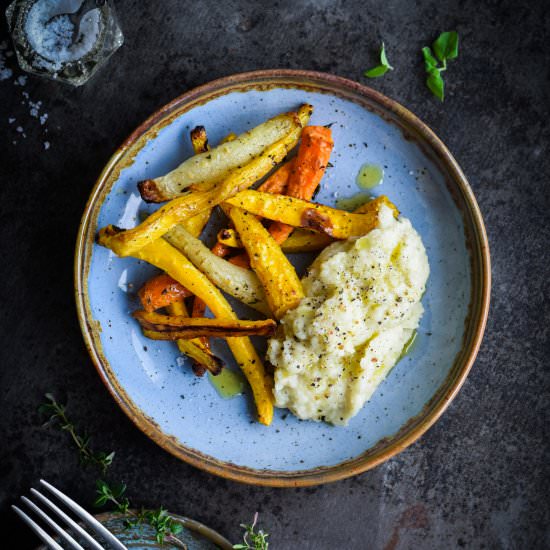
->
<box><xmin>208</xmin><ymin>368</ymin><xmax>246</xmax><ymax>399</ymax></box>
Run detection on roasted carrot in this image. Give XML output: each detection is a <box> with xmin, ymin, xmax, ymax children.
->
<box><xmin>268</xmin><ymin>126</ymin><xmax>334</xmax><ymax>244</ymax></box>
<box><xmin>228</xmin><ymin>254</ymin><xmax>252</xmax><ymax>268</ymax></box>
<box><xmin>257</xmin><ymin>158</ymin><xmax>294</xmax><ymax>194</ymax></box>
<box><xmin>138</xmin><ymin>273</ymin><xmax>192</xmax><ymax>312</ymax></box>
<box><xmin>211</xmin><ymin>240</ymin><xmax>231</xmax><ymax>258</ymax></box>
<box><xmin>133</xmin><ymin>311</ymin><xmax>277</xmax><ymax>339</ymax></box>
<box><xmin>228</xmin><ymin>128</ymin><xmax>333</xmax><ymax>265</ymax></box>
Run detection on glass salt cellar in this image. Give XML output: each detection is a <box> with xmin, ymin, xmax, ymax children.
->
<box><xmin>6</xmin><ymin>0</ymin><xmax>123</xmax><ymax>86</ymax></box>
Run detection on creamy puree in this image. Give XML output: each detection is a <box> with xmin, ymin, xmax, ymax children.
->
<box><xmin>267</xmin><ymin>205</ymin><xmax>429</xmax><ymax>425</ymax></box>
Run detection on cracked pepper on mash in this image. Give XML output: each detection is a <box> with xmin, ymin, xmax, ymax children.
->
<box><xmin>267</xmin><ymin>205</ymin><xmax>430</xmax><ymax>425</ymax></box>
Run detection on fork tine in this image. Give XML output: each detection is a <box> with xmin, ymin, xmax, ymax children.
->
<box><xmin>12</xmin><ymin>505</ymin><xmax>64</xmax><ymax>550</ymax></box>
<box><xmin>39</xmin><ymin>480</ymin><xmax>128</xmax><ymax>550</ymax></box>
<box><xmin>21</xmin><ymin>496</ymin><xmax>86</xmax><ymax>550</ymax></box>
<box><xmin>31</xmin><ymin>489</ymin><xmax>106</xmax><ymax>550</ymax></box>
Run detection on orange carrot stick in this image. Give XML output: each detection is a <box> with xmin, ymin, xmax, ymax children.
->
<box><xmin>211</xmin><ymin>241</ymin><xmax>231</xmax><ymax>258</ymax></box>
<box><xmin>286</xmin><ymin>126</ymin><xmax>334</xmax><ymax>198</ymax></box>
<box><xmin>138</xmin><ymin>273</ymin><xmax>192</xmax><ymax>313</ymax></box>
<box><xmin>267</xmin><ymin>126</ymin><xmax>334</xmax><ymax>243</ymax></box>
<box><xmin>257</xmin><ymin>158</ymin><xmax>294</xmax><ymax>194</ymax></box>
<box><xmin>228</xmin><ymin>254</ymin><xmax>253</xmax><ymax>268</ymax></box>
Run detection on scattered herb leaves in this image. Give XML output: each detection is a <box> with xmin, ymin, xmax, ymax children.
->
<box><xmin>233</xmin><ymin>513</ymin><xmax>269</xmax><ymax>550</ymax></box>
<box><xmin>422</xmin><ymin>31</ymin><xmax>459</xmax><ymax>101</ymax></box>
<box><xmin>364</xmin><ymin>42</ymin><xmax>393</xmax><ymax>78</ymax></box>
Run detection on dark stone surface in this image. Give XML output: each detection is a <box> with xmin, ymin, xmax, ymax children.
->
<box><xmin>0</xmin><ymin>0</ymin><xmax>548</xmax><ymax>548</ymax></box>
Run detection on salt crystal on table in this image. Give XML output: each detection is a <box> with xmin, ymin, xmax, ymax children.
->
<box><xmin>0</xmin><ymin>45</ymin><xmax>13</xmax><ymax>81</ymax></box>
<box><xmin>44</xmin><ymin>141</ymin><xmax>50</xmax><ymax>150</ymax></box>
<box><xmin>0</xmin><ymin>67</ymin><xmax>13</xmax><ymax>80</ymax></box>
<box><xmin>8</xmin><ymin>118</ymin><xmax>15</xmax><ymax>123</ymax></box>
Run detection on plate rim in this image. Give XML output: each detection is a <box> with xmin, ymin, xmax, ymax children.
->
<box><xmin>74</xmin><ymin>69</ymin><xmax>491</xmax><ymax>487</ymax></box>
<box><xmin>36</xmin><ymin>509</ymin><xmax>233</xmax><ymax>550</ymax></box>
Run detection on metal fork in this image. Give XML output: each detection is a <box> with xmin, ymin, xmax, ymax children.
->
<box><xmin>12</xmin><ymin>479</ymin><xmax>127</xmax><ymax>550</ymax></box>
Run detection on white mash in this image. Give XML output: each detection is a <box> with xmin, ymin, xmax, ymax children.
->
<box><xmin>267</xmin><ymin>205</ymin><xmax>429</xmax><ymax>425</ymax></box>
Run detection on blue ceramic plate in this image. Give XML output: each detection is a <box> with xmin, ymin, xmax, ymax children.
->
<box><xmin>37</xmin><ymin>511</ymin><xmax>233</xmax><ymax>549</ymax></box>
<box><xmin>75</xmin><ymin>71</ymin><xmax>490</xmax><ymax>486</ymax></box>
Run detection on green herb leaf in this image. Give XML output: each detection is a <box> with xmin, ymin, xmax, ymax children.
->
<box><xmin>433</xmin><ymin>31</ymin><xmax>458</xmax><ymax>63</ymax></box>
<box><xmin>93</xmin><ymin>480</ymin><xmax>130</xmax><ymax>514</ymax></box>
<box><xmin>426</xmin><ymin>69</ymin><xmax>445</xmax><ymax>101</ymax></box>
<box><xmin>364</xmin><ymin>42</ymin><xmax>393</xmax><ymax>78</ymax></box>
<box><xmin>364</xmin><ymin>65</ymin><xmax>390</xmax><ymax>78</ymax></box>
<box><xmin>380</xmin><ymin>43</ymin><xmax>392</xmax><ymax>68</ymax></box>
<box><xmin>170</xmin><ymin>522</ymin><xmax>183</xmax><ymax>535</ymax></box>
<box><xmin>421</xmin><ymin>47</ymin><xmax>439</xmax><ymax>72</ymax></box>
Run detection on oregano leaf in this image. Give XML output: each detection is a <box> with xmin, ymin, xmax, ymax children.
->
<box><xmin>421</xmin><ymin>47</ymin><xmax>439</xmax><ymax>71</ymax></box>
<box><xmin>364</xmin><ymin>65</ymin><xmax>390</xmax><ymax>78</ymax></box>
<box><xmin>426</xmin><ymin>70</ymin><xmax>445</xmax><ymax>101</ymax></box>
<box><xmin>433</xmin><ymin>31</ymin><xmax>458</xmax><ymax>63</ymax></box>
<box><xmin>379</xmin><ymin>42</ymin><xmax>393</xmax><ymax>69</ymax></box>
<box><xmin>364</xmin><ymin>42</ymin><xmax>393</xmax><ymax>79</ymax></box>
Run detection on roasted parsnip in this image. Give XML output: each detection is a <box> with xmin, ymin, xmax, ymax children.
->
<box><xmin>224</xmin><ymin>193</ymin><xmax>398</xmax><ymax>239</ymax></box>
<box><xmin>228</xmin><ymin>206</ymin><xmax>304</xmax><ymax>319</ymax></box>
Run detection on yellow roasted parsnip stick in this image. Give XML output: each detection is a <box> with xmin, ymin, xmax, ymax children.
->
<box><xmin>98</xmin><ymin>105</ymin><xmax>312</xmax><ymax>258</ymax></box>
<box><xmin>224</xmin><ymin>193</ymin><xmax>398</xmax><ymax>239</ymax></box>
<box><xmin>280</xmin><ymin>230</ymin><xmax>333</xmax><ymax>252</ymax></box>
<box><xmin>217</xmin><ymin>227</ymin><xmax>333</xmax><ymax>253</ymax></box>
<box><xmin>128</xmin><ymin>238</ymin><xmax>274</xmax><ymax>425</ymax></box>
<box><xmin>228</xmin><ymin>207</ymin><xmax>304</xmax><ymax>320</ymax></box>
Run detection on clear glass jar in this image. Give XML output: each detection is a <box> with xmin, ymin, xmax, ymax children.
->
<box><xmin>6</xmin><ymin>0</ymin><xmax>123</xmax><ymax>86</ymax></box>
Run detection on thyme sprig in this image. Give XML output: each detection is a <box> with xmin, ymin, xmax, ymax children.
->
<box><xmin>39</xmin><ymin>393</ymin><xmax>114</xmax><ymax>474</ymax></box>
<box><xmin>233</xmin><ymin>513</ymin><xmax>269</xmax><ymax>550</ymax></box>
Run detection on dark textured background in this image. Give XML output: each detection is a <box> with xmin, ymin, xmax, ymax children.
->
<box><xmin>1</xmin><ymin>1</ymin><xmax>549</xmax><ymax>548</ymax></box>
